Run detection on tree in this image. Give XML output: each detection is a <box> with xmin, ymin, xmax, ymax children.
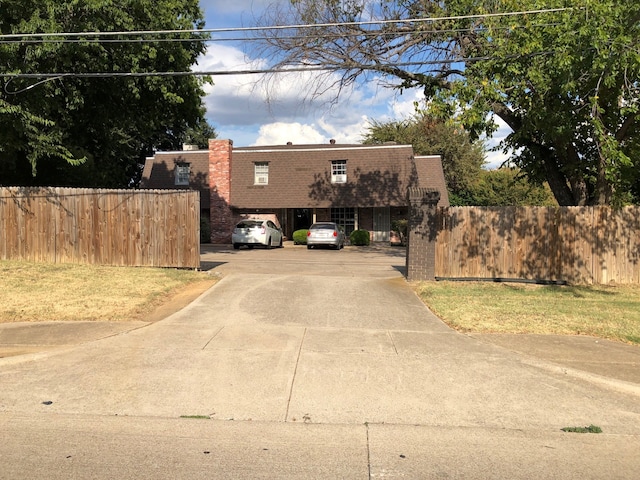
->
<box><xmin>361</xmin><ymin>115</ymin><xmax>486</xmax><ymax>205</ymax></box>
<box><xmin>254</xmin><ymin>1</ymin><xmax>640</xmax><ymax>206</ymax></box>
<box><xmin>184</xmin><ymin>120</ymin><xmax>218</xmax><ymax>150</ymax></box>
<box><xmin>0</xmin><ymin>0</ymin><xmax>210</xmax><ymax>188</ymax></box>
<box><xmin>470</xmin><ymin>169</ymin><xmax>557</xmax><ymax>207</ymax></box>
<box><xmin>362</xmin><ymin>115</ymin><xmax>555</xmax><ymax>205</ymax></box>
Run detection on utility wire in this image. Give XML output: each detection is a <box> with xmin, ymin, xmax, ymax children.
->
<box><xmin>0</xmin><ymin>7</ymin><xmax>575</xmax><ymax>41</ymax></box>
<box><xmin>1</xmin><ymin>51</ymin><xmax>557</xmax><ymax>84</ymax></box>
<box><xmin>0</xmin><ymin>22</ymin><xmax>564</xmax><ymax>45</ymax></box>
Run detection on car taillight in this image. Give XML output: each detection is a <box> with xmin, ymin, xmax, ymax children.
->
<box><xmin>333</xmin><ymin>231</ymin><xmax>338</xmax><ymax>237</ymax></box>
<box><xmin>261</xmin><ymin>226</ymin><xmax>266</xmax><ymax>234</ymax></box>
<box><xmin>307</xmin><ymin>231</ymin><xmax>311</xmax><ymax>237</ymax></box>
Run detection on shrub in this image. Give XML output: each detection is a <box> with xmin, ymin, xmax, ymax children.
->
<box><xmin>292</xmin><ymin>229</ymin><xmax>308</xmax><ymax>245</ymax></box>
<box><xmin>200</xmin><ymin>216</ymin><xmax>211</xmax><ymax>243</ymax></box>
<box><xmin>350</xmin><ymin>229</ymin><xmax>370</xmax><ymax>246</ymax></box>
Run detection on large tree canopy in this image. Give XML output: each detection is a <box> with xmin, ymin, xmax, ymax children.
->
<box><xmin>361</xmin><ymin>115</ymin><xmax>486</xmax><ymax>204</ymax></box>
<box><xmin>255</xmin><ymin>1</ymin><xmax>640</xmax><ymax>206</ymax></box>
<box><xmin>363</xmin><ymin>115</ymin><xmax>555</xmax><ymax>206</ymax></box>
<box><xmin>0</xmin><ymin>0</ymin><xmax>211</xmax><ymax>187</ymax></box>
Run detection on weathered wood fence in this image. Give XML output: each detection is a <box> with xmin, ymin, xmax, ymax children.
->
<box><xmin>0</xmin><ymin>187</ymin><xmax>200</xmax><ymax>268</ymax></box>
<box><xmin>434</xmin><ymin>206</ymin><xmax>640</xmax><ymax>284</ymax></box>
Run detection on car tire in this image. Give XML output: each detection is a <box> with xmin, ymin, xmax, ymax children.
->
<box><xmin>233</xmin><ymin>244</ymin><xmax>240</xmax><ymax>250</ymax></box>
<box><xmin>278</xmin><ymin>237</ymin><xmax>283</xmax><ymax>248</ymax></box>
<box><xmin>266</xmin><ymin>237</ymin><xmax>272</xmax><ymax>249</ymax></box>
<box><xmin>307</xmin><ymin>245</ymin><xmax>312</xmax><ymax>249</ymax></box>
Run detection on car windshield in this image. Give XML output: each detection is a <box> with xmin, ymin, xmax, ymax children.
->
<box><xmin>237</xmin><ymin>221</ymin><xmax>262</xmax><ymax>229</ymax></box>
<box><xmin>311</xmin><ymin>224</ymin><xmax>336</xmax><ymax>230</ymax></box>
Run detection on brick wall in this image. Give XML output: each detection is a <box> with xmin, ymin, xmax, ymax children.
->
<box><xmin>209</xmin><ymin>139</ymin><xmax>234</xmax><ymax>243</ymax></box>
<box><xmin>406</xmin><ymin>188</ymin><xmax>440</xmax><ymax>281</ymax></box>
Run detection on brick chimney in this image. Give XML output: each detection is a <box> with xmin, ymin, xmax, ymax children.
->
<box><xmin>209</xmin><ymin>139</ymin><xmax>234</xmax><ymax>243</ymax></box>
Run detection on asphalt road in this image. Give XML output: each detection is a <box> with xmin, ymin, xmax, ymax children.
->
<box><xmin>1</xmin><ymin>244</ymin><xmax>639</xmax><ymax>479</ymax></box>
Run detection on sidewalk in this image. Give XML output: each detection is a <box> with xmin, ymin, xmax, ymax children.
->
<box><xmin>2</xmin><ymin>321</ymin><xmax>639</xmax><ymax>388</ymax></box>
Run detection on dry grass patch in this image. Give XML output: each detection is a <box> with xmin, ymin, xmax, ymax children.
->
<box><xmin>0</xmin><ymin>260</ymin><xmax>217</xmax><ymax>323</ymax></box>
<box><xmin>414</xmin><ymin>281</ymin><xmax>640</xmax><ymax>345</ymax></box>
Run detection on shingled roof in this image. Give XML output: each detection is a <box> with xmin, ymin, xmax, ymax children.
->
<box><xmin>229</xmin><ymin>143</ymin><xmax>449</xmax><ymax>208</ymax></box>
<box><xmin>140</xmin><ymin>142</ymin><xmax>449</xmax><ymax>210</ymax></box>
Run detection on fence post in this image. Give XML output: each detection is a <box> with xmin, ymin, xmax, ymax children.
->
<box><xmin>406</xmin><ymin>187</ymin><xmax>440</xmax><ymax>281</ymax></box>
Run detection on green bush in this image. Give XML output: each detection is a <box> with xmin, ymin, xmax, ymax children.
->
<box><xmin>292</xmin><ymin>229</ymin><xmax>308</xmax><ymax>245</ymax></box>
<box><xmin>350</xmin><ymin>229</ymin><xmax>370</xmax><ymax>246</ymax></box>
<box><xmin>200</xmin><ymin>216</ymin><xmax>211</xmax><ymax>243</ymax></box>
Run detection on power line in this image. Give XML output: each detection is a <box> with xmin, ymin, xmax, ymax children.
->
<box><xmin>0</xmin><ymin>7</ymin><xmax>575</xmax><ymax>42</ymax></box>
<box><xmin>2</xmin><ymin>51</ymin><xmax>557</xmax><ymax>83</ymax></box>
<box><xmin>0</xmin><ymin>22</ymin><xmax>564</xmax><ymax>46</ymax></box>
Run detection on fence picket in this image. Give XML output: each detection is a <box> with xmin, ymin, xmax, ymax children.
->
<box><xmin>435</xmin><ymin>206</ymin><xmax>640</xmax><ymax>285</ymax></box>
<box><xmin>0</xmin><ymin>187</ymin><xmax>199</xmax><ymax>268</ymax></box>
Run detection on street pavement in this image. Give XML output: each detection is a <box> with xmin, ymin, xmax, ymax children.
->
<box><xmin>1</xmin><ymin>244</ymin><xmax>639</xmax><ymax>479</ymax></box>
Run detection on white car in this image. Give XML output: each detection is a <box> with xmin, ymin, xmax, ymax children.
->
<box><xmin>232</xmin><ymin>219</ymin><xmax>283</xmax><ymax>249</ymax></box>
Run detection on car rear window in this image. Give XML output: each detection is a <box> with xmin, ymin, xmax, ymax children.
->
<box><xmin>237</xmin><ymin>221</ymin><xmax>262</xmax><ymax>228</ymax></box>
<box><xmin>311</xmin><ymin>224</ymin><xmax>336</xmax><ymax>230</ymax></box>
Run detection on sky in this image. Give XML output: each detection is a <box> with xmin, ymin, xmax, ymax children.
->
<box><xmin>196</xmin><ymin>0</ymin><xmax>510</xmax><ymax>168</ymax></box>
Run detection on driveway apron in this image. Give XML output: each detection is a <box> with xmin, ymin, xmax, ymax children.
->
<box><xmin>1</xmin><ymin>245</ymin><xmax>639</xmax><ymax>438</ymax></box>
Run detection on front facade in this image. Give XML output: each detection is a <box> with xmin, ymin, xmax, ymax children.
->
<box><xmin>141</xmin><ymin>139</ymin><xmax>449</xmax><ymax>244</ymax></box>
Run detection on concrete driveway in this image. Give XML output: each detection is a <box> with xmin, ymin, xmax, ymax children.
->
<box><xmin>1</xmin><ymin>244</ymin><xmax>640</xmax><ymax>479</ymax></box>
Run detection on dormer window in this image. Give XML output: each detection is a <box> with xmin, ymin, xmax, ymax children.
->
<box><xmin>254</xmin><ymin>162</ymin><xmax>269</xmax><ymax>185</ymax></box>
<box><xmin>331</xmin><ymin>160</ymin><xmax>347</xmax><ymax>183</ymax></box>
<box><xmin>175</xmin><ymin>163</ymin><xmax>190</xmax><ymax>186</ymax></box>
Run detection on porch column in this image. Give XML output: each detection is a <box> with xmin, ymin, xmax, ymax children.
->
<box><xmin>406</xmin><ymin>187</ymin><xmax>440</xmax><ymax>281</ymax></box>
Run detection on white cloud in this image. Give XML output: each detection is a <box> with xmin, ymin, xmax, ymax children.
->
<box><xmin>254</xmin><ymin>122</ymin><xmax>326</xmax><ymax>145</ymax></box>
<box><xmin>482</xmin><ymin>116</ymin><xmax>515</xmax><ymax>170</ymax></box>
<box><xmin>194</xmin><ymin>5</ymin><xmax>439</xmax><ymax>150</ymax></box>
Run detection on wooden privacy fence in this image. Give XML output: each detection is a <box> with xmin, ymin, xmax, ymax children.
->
<box><xmin>0</xmin><ymin>187</ymin><xmax>200</xmax><ymax>268</ymax></box>
<box><xmin>434</xmin><ymin>206</ymin><xmax>640</xmax><ymax>284</ymax></box>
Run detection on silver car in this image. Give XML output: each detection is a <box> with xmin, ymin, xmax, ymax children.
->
<box><xmin>306</xmin><ymin>222</ymin><xmax>345</xmax><ymax>250</ymax></box>
<box><xmin>232</xmin><ymin>219</ymin><xmax>283</xmax><ymax>249</ymax></box>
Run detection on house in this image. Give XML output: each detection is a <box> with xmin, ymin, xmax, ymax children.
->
<box><xmin>140</xmin><ymin>139</ymin><xmax>449</xmax><ymax>244</ymax></box>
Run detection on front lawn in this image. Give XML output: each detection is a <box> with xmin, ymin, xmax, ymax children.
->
<box><xmin>414</xmin><ymin>281</ymin><xmax>640</xmax><ymax>344</ymax></box>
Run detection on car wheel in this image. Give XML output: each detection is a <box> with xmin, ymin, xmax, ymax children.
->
<box><xmin>266</xmin><ymin>237</ymin><xmax>272</xmax><ymax>249</ymax></box>
<box><xmin>233</xmin><ymin>244</ymin><xmax>240</xmax><ymax>250</ymax></box>
<box><xmin>307</xmin><ymin>245</ymin><xmax>312</xmax><ymax>249</ymax></box>
<box><xmin>278</xmin><ymin>237</ymin><xmax>283</xmax><ymax>248</ymax></box>
<box><xmin>248</xmin><ymin>245</ymin><xmax>254</xmax><ymax>250</ymax></box>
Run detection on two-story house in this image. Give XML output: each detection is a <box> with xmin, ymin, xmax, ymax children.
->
<box><xmin>141</xmin><ymin>139</ymin><xmax>449</xmax><ymax>243</ymax></box>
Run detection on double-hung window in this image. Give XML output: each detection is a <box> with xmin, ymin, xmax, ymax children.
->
<box><xmin>174</xmin><ymin>163</ymin><xmax>190</xmax><ymax>186</ymax></box>
<box><xmin>254</xmin><ymin>162</ymin><xmax>269</xmax><ymax>185</ymax></box>
<box><xmin>331</xmin><ymin>160</ymin><xmax>347</xmax><ymax>183</ymax></box>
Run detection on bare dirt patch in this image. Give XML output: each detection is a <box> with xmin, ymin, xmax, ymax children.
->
<box><xmin>142</xmin><ymin>278</ymin><xmax>218</xmax><ymax>323</ymax></box>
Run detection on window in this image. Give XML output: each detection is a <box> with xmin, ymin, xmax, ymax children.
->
<box><xmin>254</xmin><ymin>162</ymin><xmax>269</xmax><ymax>185</ymax></box>
<box><xmin>175</xmin><ymin>163</ymin><xmax>190</xmax><ymax>186</ymax></box>
<box><xmin>331</xmin><ymin>160</ymin><xmax>347</xmax><ymax>183</ymax></box>
<box><xmin>331</xmin><ymin>207</ymin><xmax>355</xmax><ymax>236</ymax></box>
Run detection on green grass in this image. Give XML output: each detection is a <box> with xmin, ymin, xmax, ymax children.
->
<box><xmin>414</xmin><ymin>281</ymin><xmax>640</xmax><ymax>344</ymax></box>
<box><xmin>561</xmin><ymin>425</ymin><xmax>602</xmax><ymax>434</ymax></box>
<box><xmin>0</xmin><ymin>260</ymin><xmax>216</xmax><ymax>323</ymax></box>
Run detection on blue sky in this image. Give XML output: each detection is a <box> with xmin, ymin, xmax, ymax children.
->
<box><xmin>197</xmin><ymin>0</ymin><xmax>510</xmax><ymax>168</ymax></box>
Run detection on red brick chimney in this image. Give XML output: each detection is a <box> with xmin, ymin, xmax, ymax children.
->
<box><xmin>209</xmin><ymin>139</ymin><xmax>234</xmax><ymax>243</ymax></box>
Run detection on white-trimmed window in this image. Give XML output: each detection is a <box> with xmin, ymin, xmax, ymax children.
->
<box><xmin>174</xmin><ymin>163</ymin><xmax>190</xmax><ymax>186</ymax></box>
<box><xmin>331</xmin><ymin>160</ymin><xmax>347</xmax><ymax>183</ymax></box>
<box><xmin>254</xmin><ymin>162</ymin><xmax>269</xmax><ymax>185</ymax></box>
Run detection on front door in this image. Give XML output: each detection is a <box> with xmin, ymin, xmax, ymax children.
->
<box><xmin>372</xmin><ymin>207</ymin><xmax>390</xmax><ymax>242</ymax></box>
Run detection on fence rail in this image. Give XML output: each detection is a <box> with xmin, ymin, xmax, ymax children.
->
<box><xmin>0</xmin><ymin>187</ymin><xmax>200</xmax><ymax>268</ymax></box>
<box><xmin>435</xmin><ymin>206</ymin><xmax>640</xmax><ymax>284</ymax></box>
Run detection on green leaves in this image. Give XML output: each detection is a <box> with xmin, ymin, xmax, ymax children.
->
<box><xmin>1</xmin><ymin>0</ymin><xmax>210</xmax><ymax>187</ymax></box>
